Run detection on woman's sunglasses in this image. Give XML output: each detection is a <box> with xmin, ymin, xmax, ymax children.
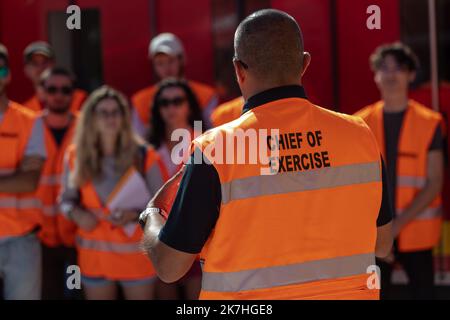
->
<box><xmin>158</xmin><ymin>96</ymin><xmax>186</xmax><ymax>108</ymax></box>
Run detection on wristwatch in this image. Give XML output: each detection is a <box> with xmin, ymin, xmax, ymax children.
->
<box><xmin>139</xmin><ymin>207</ymin><xmax>168</xmax><ymax>230</ymax></box>
<box><xmin>60</xmin><ymin>202</ymin><xmax>75</xmax><ymax>220</ymax></box>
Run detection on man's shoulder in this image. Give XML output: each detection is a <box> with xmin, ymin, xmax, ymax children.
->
<box><xmin>211</xmin><ymin>97</ymin><xmax>244</xmax><ymax>126</ymax></box>
<box><xmin>409</xmin><ymin>99</ymin><xmax>442</xmax><ymax>122</ymax></box>
<box><xmin>188</xmin><ymin>80</ymin><xmax>216</xmax><ymax>98</ymax></box>
<box><xmin>131</xmin><ymin>85</ymin><xmax>157</xmax><ymax>105</ymax></box>
<box><xmin>313</xmin><ymin>103</ymin><xmax>372</xmax><ymax>130</ymax></box>
<box><xmin>8</xmin><ymin>101</ymin><xmax>37</xmax><ymax>120</ymax></box>
<box><xmin>353</xmin><ymin>101</ymin><xmax>383</xmax><ymax>119</ymax></box>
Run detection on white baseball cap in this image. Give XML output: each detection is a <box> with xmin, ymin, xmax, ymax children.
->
<box><xmin>149</xmin><ymin>33</ymin><xmax>185</xmax><ymax>58</ymax></box>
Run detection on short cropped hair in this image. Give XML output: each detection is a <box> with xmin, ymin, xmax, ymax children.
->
<box><xmin>40</xmin><ymin>67</ymin><xmax>75</xmax><ymax>87</ymax></box>
<box><xmin>234</xmin><ymin>9</ymin><xmax>304</xmax><ymax>83</ymax></box>
<box><xmin>370</xmin><ymin>42</ymin><xmax>419</xmax><ymax>72</ymax></box>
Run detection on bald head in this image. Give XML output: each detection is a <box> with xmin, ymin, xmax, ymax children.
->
<box><xmin>234</xmin><ymin>9</ymin><xmax>305</xmax><ymax>85</ymax></box>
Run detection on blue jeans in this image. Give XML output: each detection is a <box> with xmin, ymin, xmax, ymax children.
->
<box><xmin>0</xmin><ymin>233</ymin><xmax>42</xmax><ymax>300</ymax></box>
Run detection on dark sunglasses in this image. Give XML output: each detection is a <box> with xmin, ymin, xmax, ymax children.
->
<box><xmin>0</xmin><ymin>66</ymin><xmax>9</xmax><ymax>79</ymax></box>
<box><xmin>45</xmin><ymin>86</ymin><xmax>74</xmax><ymax>96</ymax></box>
<box><xmin>158</xmin><ymin>96</ymin><xmax>187</xmax><ymax>108</ymax></box>
<box><xmin>233</xmin><ymin>55</ymin><xmax>249</xmax><ymax>69</ymax></box>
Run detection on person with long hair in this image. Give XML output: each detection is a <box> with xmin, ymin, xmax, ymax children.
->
<box><xmin>148</xmin><ymin>78</ymin><xmax>203</xmax><ymax>299</ymax></box>
<box><xmin>59</xmin><ymin>86</ymin><xmax>167</xmax><ymax>300</ymax></box>
<box><xmin>149</xmin><ymin>78</ymin><xmax>204</xmax><ymax>177</ymax></box>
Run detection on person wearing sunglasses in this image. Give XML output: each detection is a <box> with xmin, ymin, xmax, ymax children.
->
<box><xmin>0</xmin><ymin>43</ymin><xmax>47</xmax><ymax>300</ymax></box>
<box><xmin>30</xmin><ymin>67</ymin><xmax>81</xmax><ymax>300</ymax></box>
<box><xmin>22</xmin><ymin>41</ymin><xmax>87</xmax><ymax>114</ymax></box>
<box><xmin>131</xmin><ymin>33</ymin><xmax>218</xmax><ymax>138</ymax></box>
<box><xmin>59</xmin><ymin>86</ymin><xmax>167</xmax><ymax>300</ymax></box>
<box><xmin>147</xmin><ymin>78</ymin><xmax>203</xmax><ymax>300</ymax></box>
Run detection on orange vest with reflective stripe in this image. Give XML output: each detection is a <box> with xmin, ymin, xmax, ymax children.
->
<box><xmin>210</xmin><ymin>96</ymin><xmax>244</xmax><ymax>127</ymax></box>
<box><xmin>23</xmin><ymin>89</ymin><xmax>87</xmax><ymax>113</ymax></box>
<box><xmin>132</xmin><ymin>80</ymin><xmax>217</xmax><ymax>126</ymax></box>
<box><xmin>356</xmin><ymin>100</ymin><xmax>443</xmax><ymax>252</ymax></box>
<box><xmin>193</xmin><ymin>97</ymin><xmax>382</xmax><ymax>300</ymax></box>
<box><xmin>0</xmin><ymin>102</ymin><xmax>43</xmax><ymax>239</ymax></box>
<box><xmin>67</xmin><ymin>145</ymin><xmax>167</xmax><ymax>280</ymax></box>
<box><xmin>35</xmin><ymin>113</ymin><xmax>77</xmax><ymax>247</ymax></box>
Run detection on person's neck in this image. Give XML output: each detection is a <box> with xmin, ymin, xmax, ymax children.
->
<box><xmin>44</xmin><ymin>110</ymin><xmax>72</xmax><ymax>129</ymax></box>
<box><xmin>0</xmin><ymin>93</ymin><xmax>8</xmax><ymax>113</ymax></box>
<box><xmin>382</xmin><ymin>91</ymin><xmax>409</xmax><ymax>113</ymax></box>
<box><xmin>243</xmin><ymin>81</ymin><xmax>301</xmax><ymax>101</ymax></box>
<box><xmin>101</xmin><ymin>135</ymin><xmax>117</xmax><ymax>156</ymax></box>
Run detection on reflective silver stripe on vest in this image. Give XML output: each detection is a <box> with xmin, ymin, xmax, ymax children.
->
<box><xmin>39</xmin><ymin>174</ymin><xmax>62</xmax><ymax>186</ymax></box>
<box><xmin>202</xmin><ymin>253</ymin><xmax>375</xmax><ymax>293</ymax></box>
<box><xmin>221</xmin><ymin>162</ymin><xmax>381</xmax><ymax>205</ymax></box>
<box><xmin>398</xmin><ymin>206</ymin><xmax>443</xmax><ymax>221</ymax></box>
<box><xmin>397</xmin><ymin>176</ymin><xmax>426</xmax><ymax>189</ymax></box>
<box><xmin>43</xmin><ymin>205</ymin><xmax>58</xmax><ymax>216</ymax></box>
<box><xmin>76</xmin><ymin>237</ymin><xmax>142</xmax><ymax>253</ymax></box>
<box><xmin>0</xmin><ymin>197</ymin><xmax>42</xmax><ymax>209</ymax></box>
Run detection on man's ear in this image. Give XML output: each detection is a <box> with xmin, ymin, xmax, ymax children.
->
<box><xmin>233</xmin><ymin>60</ymin><xmax>245</xmax><ymax>86</ymax></box>
<box><xmin>301</xmin><ymin>52</ymin><xmax>311</xmax><ymax>77</ymax></box>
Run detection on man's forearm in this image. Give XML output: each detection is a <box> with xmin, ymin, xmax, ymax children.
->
<box><xmin>399</xmin><ymin>179</ymin><xmax>443</xmax><ymax>224</ymax></box>
<box><xmin>142</xmin><ymin>213</ymin><xmax>166</xmax><ymax>255</ymax></box>
<box><xmin>0</xmin><ymin>170</ymin><xmax>41</xmax><ymax>193</ymax></box>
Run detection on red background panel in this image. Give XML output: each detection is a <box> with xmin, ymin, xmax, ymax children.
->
<box><xmin>271</xmin><ymin>0</ymin><xmax>334</xmax><ymax>109</ymax></box>
<box><xmin>156</xmin><ymin>0</ymin><xmax>214</xmax><ymax>86</ymax></box>
<box><xmin>335</xmin><ymin>0</ymin><xmax>401</xmax><ymax>114</ymax></box>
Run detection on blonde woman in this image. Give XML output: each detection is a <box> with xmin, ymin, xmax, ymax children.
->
<box><xmin>58</xmin><ymin>86</ymin><xmax>167</xmax><ymax>300</ymax></box>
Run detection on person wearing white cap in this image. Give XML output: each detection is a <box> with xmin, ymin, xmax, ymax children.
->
<box><xmin>22</xmin><ymin>41</ymin><xmax>87</xmax><ymax>114</ymax></box>
<box><xmin>131</xmin><ymin>33</ymin><xmax>218</xmax><ymax>137</ymax></box>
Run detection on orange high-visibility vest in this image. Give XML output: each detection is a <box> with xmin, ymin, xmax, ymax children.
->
<box><xmin>210</xmin><ymin>96</ymin><xmax>244</xmax><ymax>127</ymax></box>
<box><xmin>193</xmin><ymin>95</ymin><xmax>382</xmax><ymax>300</ymax></box>
<box><xmin>0</xmin><ymin>101</ymin><xmax>43</xmax><ymax>239</ymax></box>
<box><xmin>35</xmin><ymin>113</ymin><xmax>77</xmax><ymax>247</ymax></box>
<box><xmin>66</xmin><ymin>145</ymin><xmax>168</xmax><ymax>280</ymax></box>
<box><xmin>355</xmin><ymin>100</ymin><xmax>443</xmax><ymax>252</ymax></box>
<box><xmin>132</xmin><ymin>80</ymin><xmax>217</xmax><ymax>126</ymax></box>
<box><xmin>23</xmin><ymin>89</ymin><xmax>87</xmax><ymax>113</ymax></box>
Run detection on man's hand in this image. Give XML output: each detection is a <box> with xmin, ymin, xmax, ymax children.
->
<box><xmin>71</xmin><ymin>208</ymin><xmax>99</xmax><ymax>232</ymax></box>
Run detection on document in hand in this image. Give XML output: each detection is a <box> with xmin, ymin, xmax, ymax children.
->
<box><xmin>106</xmin><ymin>167</ymin><xmax>151</xmax><ymax>237</ymax></box>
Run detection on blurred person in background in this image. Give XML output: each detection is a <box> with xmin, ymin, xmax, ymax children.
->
<box><xmin>355</xmin><ymin>42</ymin><xmax>444</xmax><ymax>300</ymax></box>
<box><xmin>148</xmin><ymin>78</ymin><xmax>203</xmax><ymax>299</ymax></box>
<box><xmin>35</xmin><ymin>67</ymin><xmax>79</xmax><ymax>300</ymax></box>
<box><xmin>0</xmin><ymin>43</ymin><xmax>46</xmax><ymax>300</ymax></box>
<box><xmin>59</xmin><ymin>86</ymin><xmax>167</xmax><ymax>300</ymax></box>
<box><xmin>22</xmin><ymin>41</ymin><xmax>87</xmax><ymax>113</ymax></box>
<box><xmin>149</xmin><ymin>78</ymin><xmax>204</xmax><ymax>177</ymax></box>
<box><xmin>132</xmin><ymin>33</ymin><xmax>218</xmax><ymax>137</ymax></box>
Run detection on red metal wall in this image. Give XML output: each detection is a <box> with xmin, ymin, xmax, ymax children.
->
<box><xmin>76</xmin><ymin>0</ymin><xmax>153</xmax><ymax>97</ymax></box>
<box><xmin>0</xmin><ymin>0</ymin><xmax>42</xmax><ymax>103</ymax></box>
<box><xmin>156</xmin><ymin>0</ymin><xmax>214</xmax><ymax>86</ymax></box>
<box><xmin>335</xmin><ymin>0</ymin><xmax>401</xmax><ymax>114</ymax></box>
<box><xmin>271</xmin><ymin>0</ymin><xmax>334</xmax><ymax>109</ymax></box>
